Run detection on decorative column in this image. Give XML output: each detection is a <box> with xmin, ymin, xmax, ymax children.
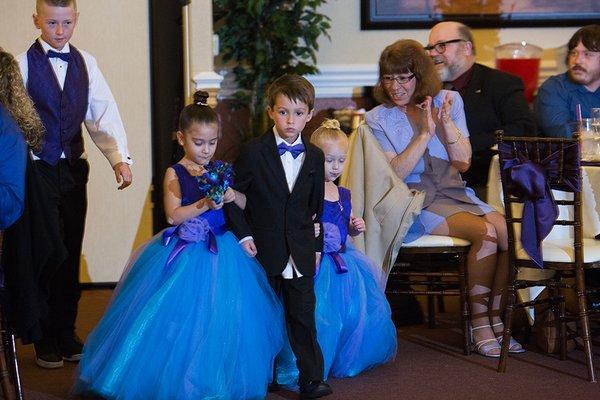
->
<box><xmin>185</xmin><ymin>0</ymin><xmax>223</xmax><ymax>106</ymax></box>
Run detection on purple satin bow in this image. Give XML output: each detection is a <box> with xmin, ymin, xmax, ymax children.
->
<box><xmin>277</xmin><ymin>142</ymin><xmax>305</xmax><ymax>159</ymax></box>
<box><xmin>499</xmin><ymin>142</ymin><xmax>580</xmax><ymax>267</ymax></box>
<box><xmin>322</xmin><ymin>222</ymin><xmax>348</xmax><ymax>274</ymax></box>
<box><xmin>162</xmin><ymin>216</ymin><xmax>218</xmax><ymax>271</ymax></box>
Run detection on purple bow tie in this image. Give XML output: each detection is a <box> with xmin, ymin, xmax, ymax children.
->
<box><xmin>277</xmin><ymin>142</ymin><xmax>305</xmax><ymax>159</ymax></box>
<box><xmin>47</xmin><ymin>50</ymin><xmax>71</xmax><ymax>62</ymax></box>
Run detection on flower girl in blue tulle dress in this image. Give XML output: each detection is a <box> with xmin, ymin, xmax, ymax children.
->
<box><xmin>75</xmin><ymin>91</ymin><xmax>284</xmax><ymax>400</ymax></box>
<box><xmin>276</xmin><ymin>119</ymin><xmax>397</xmax><ymax>386</ymax></box>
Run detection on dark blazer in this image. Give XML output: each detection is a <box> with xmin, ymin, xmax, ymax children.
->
<box><xmin>459</xmin><ymin>63</ymin><xmax>536</xmax><ymax>188</ymax></box>
<box><xmin>225</xmin><ymin>130</ymin><xmax>325</xmax><ymax>277</ymax></box>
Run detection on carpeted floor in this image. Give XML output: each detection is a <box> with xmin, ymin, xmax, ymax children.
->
<box><xmin>13</xmin><ymin>289</ymin><xmax>600</xmax><ymax>399</ymax></box>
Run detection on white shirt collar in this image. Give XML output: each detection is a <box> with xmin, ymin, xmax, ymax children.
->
<box><xmin>273</xmin><ymin>126</ymin><xmax>303</xmax><ymax>146</ymax></box>
<box><xmin>38</xmin><ymin>37</ymin><xmax>71</xmax><ymax>54</ymax></box>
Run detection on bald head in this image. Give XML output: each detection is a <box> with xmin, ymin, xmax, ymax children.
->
<box><xmin>427</xmin><ymin>21</ymin><xmax>476</xmax><ymax>82</ymax></box>
<box><xmin>430</xmin><ymin>22</ymin><xmax>475</xmax><ymax>54</ymax></box>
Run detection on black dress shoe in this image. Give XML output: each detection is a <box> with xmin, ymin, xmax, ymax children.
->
<box><xmin>34</xmin><ymin>338</ymin><xmax>64</xmax><ymax>369</ymax></box>
<box><xmin>58</xmin><ymin>335</ymin><xmax>84</xmax><ymax>362</ymax></box>
<box><xmin>267</xmin><ymin>382</ymin><xmax>281</xmax><ymax>392</ymax></box>
<box><xmin>299</xmin><ymin>380</ymin><xmax>332</xmax><ymax>399</ymax></box>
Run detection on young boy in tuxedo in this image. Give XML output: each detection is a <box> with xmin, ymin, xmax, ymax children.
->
<box><xmin>17</xmin><ymin>0</ymin><xmax>133</xmax><ymax>368</ymax></box>
<box><xmin>226</xmin><ymin>74</ymin><xmax>331</xmax><ymax>398</ymax></box>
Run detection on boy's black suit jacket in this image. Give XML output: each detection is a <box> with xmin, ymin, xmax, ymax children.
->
<box><xmin>225</xmin><ymin>130</ymin><xmax>325</xmax><ymax>277</ymax></box>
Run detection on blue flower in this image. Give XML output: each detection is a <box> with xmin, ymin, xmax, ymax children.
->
<box><xmin>195</xmin><ymin>161</ymin><xmax>234</xmax><ymax>203</ymax></box>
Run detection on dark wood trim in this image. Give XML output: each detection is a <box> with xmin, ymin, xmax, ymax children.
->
<box><xmin>149</xmin><ymin>0</ymin><xmax>185</xmax><ymax>233</ymax></box>
<box><xmin>80</xmin><ymin>282</ymin><xmax>117</xmax><ymax>290</ymax></box>
<box><xmin>361</xmin><ymin>0</ymin><xmax>600</xmax><ymax>30</ymax></box>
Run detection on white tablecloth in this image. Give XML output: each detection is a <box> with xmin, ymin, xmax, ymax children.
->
<box><xmin>487</xmin><ymin>155</ymin><xmax>600</xmax><ymax>238</ymax></box>
<box><xmin>486</xmin><ymin>155</ymin><xmax>600</xmax><ymax>322</ymax></box>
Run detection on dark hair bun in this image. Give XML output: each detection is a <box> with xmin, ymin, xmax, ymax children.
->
<box><xmin>193</xmin><ymin>90</ymin><xmax>209</xmax><ymax>106</ymax></box>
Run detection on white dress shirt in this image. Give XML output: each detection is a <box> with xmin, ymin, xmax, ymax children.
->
<box><xmin>17</xmin><ymin>38</ymin><xmax>132</xmax><ymax>167</ymax></box>
<box><xmin>273</xmin><ymin>128</ymin><xmax>305</xmax><ymax>279</ymax></box>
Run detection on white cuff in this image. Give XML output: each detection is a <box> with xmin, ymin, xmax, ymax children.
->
<box><xmin>239</xmin><ymin>236</ymin><xmax>253</xmax><ymax>244</ymax></box>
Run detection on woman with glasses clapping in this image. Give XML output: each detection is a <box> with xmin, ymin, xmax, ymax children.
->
<box><xmin>366</xmin><ymin>39</ymin><xmax>520</xmax><ymax>358</ymax></box>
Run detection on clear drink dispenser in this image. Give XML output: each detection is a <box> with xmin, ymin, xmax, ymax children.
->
<box><xmin>495</xmin><ymin>42</ymin><xmax>542</xmax><ymax>103</ymax></box>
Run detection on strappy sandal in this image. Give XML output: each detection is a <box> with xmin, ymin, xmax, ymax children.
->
<box><xmin>492</xmin><ymin>322</ymin><xmax>526</xmax><ymax>354</ymax></box>
<box><xmin>470</xmin><ymin>324</ymin><xmax>502</xmax><ymax>358</ymax></box>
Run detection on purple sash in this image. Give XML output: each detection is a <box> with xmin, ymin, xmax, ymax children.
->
<box><xmin>162</xmin><ymin>215</ymin><xmax>222</xmax><ymax>270</ymax></box>
<box><xmin>321</xmin><ymin>222</ymin><xmax>349</xmax><ymax>275</ymax></box>
<box><xmin>498</xmin><ymin>142</ymin><xmax>580</xmax><ymax>267</ymax></box>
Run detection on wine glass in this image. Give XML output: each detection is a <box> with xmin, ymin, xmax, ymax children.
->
<box><xmin>578</xmin><ymin>118</ymin><xmax>600</xmax><ymax>161</ymax></box>
<box><xmin>592</xmin><ymin>108</ymin><xmax>600</xmax><ymax>134</ymax></box>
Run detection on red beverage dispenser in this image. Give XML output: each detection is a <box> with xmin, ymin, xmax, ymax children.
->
<box><xmin>495</xmin><ymin>42</ymin><xmax>542</xmax><ymax>103</ymax></box>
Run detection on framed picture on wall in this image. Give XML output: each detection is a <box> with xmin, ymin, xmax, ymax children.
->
<box><xmin>361</xmin><ymin>0</ymin><xmax>600</xmax><ymax>29</ymax></box>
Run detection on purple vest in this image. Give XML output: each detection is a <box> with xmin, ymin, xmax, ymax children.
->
<box><xmin>26</xmin><ymin>41</ymin><xmax>89</xmax><ymax>165</ymax></box>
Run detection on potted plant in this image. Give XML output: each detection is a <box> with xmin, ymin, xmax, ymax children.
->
<box><xmin>214</xmin><ymin>0</ymin><xmax>331</xmax><ymax>138</ymax></box>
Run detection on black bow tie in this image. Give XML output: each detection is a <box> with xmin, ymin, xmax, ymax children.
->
<box><xmin>47</xmin><ymin>50</ymin><xmax>71</xmax><ymax>62</ymax></box>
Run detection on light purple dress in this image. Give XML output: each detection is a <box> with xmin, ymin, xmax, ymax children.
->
<box><xmin>365</xmin><ymin>90</ymin><xmax>493</xmax><ymax>242</ymax></box>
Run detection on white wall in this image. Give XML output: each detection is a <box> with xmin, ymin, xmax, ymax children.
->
<box><xmin>0</xmin><ymin>0</ymin><xmax>153</xmax><ymax>282</ymax></box>
<box><xmin>316</xmin><ymin>1</ymin><xmax>578</xmax><ymax>66</ymax></box>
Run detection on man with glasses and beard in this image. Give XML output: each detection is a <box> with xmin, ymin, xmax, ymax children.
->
<box><xmin>426</xmin><ymin>21</ymin><xmax>535</xmax><ymax>199</ymax></box>
<box><xmin>535</xmin><ymin>25</ymin><xmax>600</xmax><ymax>137</ymax></box>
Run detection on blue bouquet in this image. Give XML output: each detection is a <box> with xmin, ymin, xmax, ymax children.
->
<box><xmin>195</xmin><ymin>161</ymin><xmax>234</xmax><ymax>203</ymax></box>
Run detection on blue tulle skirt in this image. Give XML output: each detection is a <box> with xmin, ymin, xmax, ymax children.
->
<box><xmin>276</xmin><ymin>243</ymin><xmax>397</xmax><ymax>387</ymax></box>
<box><xmin>75</xmin><ymin>231</ymin><xmax>284</xmax><ymax>400</ymax></box>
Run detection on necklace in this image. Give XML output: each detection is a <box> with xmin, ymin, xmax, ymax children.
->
<box><xmin>182</xmin><ymin>162</ymin><xmax>204</xmax><ymax>176</ymax></box>
<box><xmin>325</xmin><ymin>182</ymin><xmax>343</xmax><ymax>212</ymax></box>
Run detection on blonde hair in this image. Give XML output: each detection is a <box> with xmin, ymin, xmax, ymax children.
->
<box><xmin>310</xmin><ymin>119</ymin><xmax>348</xmax><ymax>150</ymax></box>
<box><xmin>0</xmin><ymin>48</ymin><xmax>44</xmax><ymax>151</ymax></box>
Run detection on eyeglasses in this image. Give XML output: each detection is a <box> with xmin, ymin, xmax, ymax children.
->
<box><xmin>423</xmin><ymin>39</ymin><xmax>466</xmax><ymax>54</ymax></box>
<box><xmin>381</xmin><ymin>74</ymin><xmax>415</xmax><ymax>85</ymax></box>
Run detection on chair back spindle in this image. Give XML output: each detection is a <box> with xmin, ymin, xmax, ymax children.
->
<box><xmin>494</xmin><ymin>130</ymin><xmax>597</xmax><ymax>382</ymax></box>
